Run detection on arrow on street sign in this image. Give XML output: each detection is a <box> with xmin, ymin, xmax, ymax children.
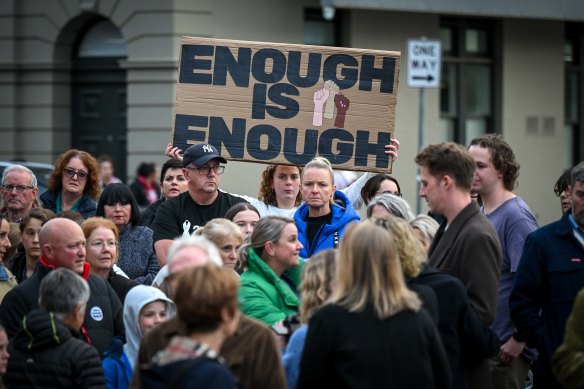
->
<box><xmin>412</xmin><ymin>74</ymin><xmax>434</xmax><ymax>82</ymax></box>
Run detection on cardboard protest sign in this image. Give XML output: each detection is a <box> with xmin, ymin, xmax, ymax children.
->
<box><xmin>172</xmin><ymin>36</ymin><xmax>400</xmax><ymax>172</ymax></box>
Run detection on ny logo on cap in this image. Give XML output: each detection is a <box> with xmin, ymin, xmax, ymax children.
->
<box><xmin>202</xmin><ymin>145</ymin><xmax>213</xmax><ymax>153</ymax></box>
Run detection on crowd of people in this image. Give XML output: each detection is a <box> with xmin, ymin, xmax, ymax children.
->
<box><xmin>0</xmin><ymin>134</ymin><xmax>582</xmax><ymax>389</ymax></box>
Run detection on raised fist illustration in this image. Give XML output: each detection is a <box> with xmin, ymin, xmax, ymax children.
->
<box><xmin>323</xmin><ymin>80</ymin><xmax>339</xmax><ymax>119</ymax></box>
<box><xmin>334</xmin><ymin>94</ymin><xmax>350</xmax><ymax>128</ymax></box>
<box><xmin>312</xmin><ymin>87</ymin><xmax>330</xmax><ymax>127</ymax></box>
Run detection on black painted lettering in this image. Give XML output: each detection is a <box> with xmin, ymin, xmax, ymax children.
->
<box><xmin>323</xmin><ymin>54</ymin><xmax>358</xmax><ymax>90</ymax></box>
<box><xmin>208</xmin><ymin>116</ymin><xmax>246</xmax><ymax>158</ymax></box>
<box><xmin>267</xmin><ymin>83</ymin><xmax>300</xmax><ymax>119</ymax></box>
<box><xmin>252</xmin><ymin>83</ymin><xmax>267</xmax><ymax>120</ymax></box>
<box><xmin>173</xmin><ymin>114</ymin><xmax>208</xmax><ymax>151</ymax></box>
<box><xmin>318</xmin><ymin>128</ymin><xmax>354</xmax><ymax>164</ymax></box>
<box><xmin>283</xmin><ymin>128</ymin><xmax>318</xmax><ymax>165</ymax></box>
<box><xmin>354</xmin><ymin>130</ymin><xmax>391</xmax><ymax>167</ymax></box>
<box><xmin>213</xmin><ymin>46</ymin><xmax>251</xmax><ymax>87</ymax></box>
<box><xmin>359</xmin><ymin>55</ymin><xmax>395</xmax><ymax>93</ymax></box>
<box><xmin>247</xmin><ymin>124</ymin><xmax>281</xmax><ymax>160</ymax></box>
<box><xmin>287</xmin><ymin>51</ymin><xmax>321</xmax><ymax>88</ymax></box>
<box><xmin>179</xmin><ymin>45</ymin><xmax>214</xmax><ymax>85</ymax></box>
<box><xmin>252</xmin><ymin>48</ymin><xmax>286</xmax><ymax>84</ymax></box>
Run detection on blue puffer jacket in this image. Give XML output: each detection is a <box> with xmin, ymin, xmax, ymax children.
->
<box><xmin>294</xmin><ymin>190</ymin><xmax>360</xmax><ymax>258</ymax></box>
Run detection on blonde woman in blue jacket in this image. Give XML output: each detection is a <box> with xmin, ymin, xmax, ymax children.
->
<box><xmin>294</xmin><ymin>157</ymin><xmax>360</xmax><ymax>258</ymax></box>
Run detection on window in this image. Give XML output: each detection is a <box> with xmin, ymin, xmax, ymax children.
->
<box><xmin>565</xmin><ymin>24</ymin><xmax>584</xmax><ymax>166</ymax></box>
<box><xmin>304</xmin><ymin>8</ymin><xmax>344</xmax><ymax>46</ymax></box>
<box><xmin>440</xmin><ymin>18</ymin><xmax>498</xmax><ymax>144</ymax></box>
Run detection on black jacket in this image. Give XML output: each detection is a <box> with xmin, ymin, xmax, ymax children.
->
<box><xmin>0</xmin><ymin>259</ymin><xmax>125</xmax><ymax>355</ymax></box>
<box><xmin>8</xmin><ymin>246</ymin><xmax>27</xmax><ymax>284</ymax></box>
<box><xmin>4</xmin><ymin>309</ymin><xmax>105</xmax><ymax>388</ymax></box>
<box><xmin>108</xmin><ymin>270</ymin><xmax>138</xmax><ymax>304</ymax></box>
<box><xmin>40</xmin><ymin>190</ymin><xmax>97</xmax><ymax>219</ymax></box>
<box><xmin>140</xmin><ymin>198</ymin><xmax>165</xmax><ymax>229</ymax></box>
<box><xmin>411</xmin><ymin>264</ymin><xmax>499</xmax><ymax>389</ymax></box>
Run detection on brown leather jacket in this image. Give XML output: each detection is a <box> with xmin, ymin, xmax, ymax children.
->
<box><xmin>130</xmin><ymin>315</ymin><xmax>286</xmax><ymax>389</ymax></box>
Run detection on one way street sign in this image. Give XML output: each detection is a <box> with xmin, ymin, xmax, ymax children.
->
<box><xmin>407</xmin><ymin>39</ymin><xmax>441</xmax><ymax>88</ymax></box>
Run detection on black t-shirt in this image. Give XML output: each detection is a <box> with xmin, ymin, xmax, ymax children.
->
<box><xmin>305</xmin><ymin>213</ymin><xmax>333</xmax><ymax>253</ymax></box>
<box><xmin>152</xmin><ymin>190</ymin><xmax>248</xmax><ymax>242</ymax></box>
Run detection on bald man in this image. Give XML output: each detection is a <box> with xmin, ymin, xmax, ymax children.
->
<box><xmin>0</xmin><ymin>218</ymin><xmax>124</xmax><ymax>354</ymax></box>
<box><xmin>132</xmin><ymin>235</ymin><xmax>287</xmax><ymax>389</ymax></box>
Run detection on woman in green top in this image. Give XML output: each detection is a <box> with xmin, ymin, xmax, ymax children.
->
<box><xmin>239</xmin><ymin>216</ymin><xmax>304</xmax><ymax>326</ymax></box>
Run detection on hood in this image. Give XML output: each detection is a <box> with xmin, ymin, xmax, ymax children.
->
<box><xmin>13</xmin><ymin>310</ymin><xmax>72</xmax><ymax>353</ymax></box>
<box><xmin>295</xmin><ymin>190</ymin><xmax>360</xmax><ymax>233</ymax></box>
<box><xmin>123</xmin><ymin>285</ymin><xmax>175</xmax><ymax>368</ymax></box>
<box><xmin>295</xmin><ymin>190</ymin><xmax>360</xmax><ymax>257</ymax></box>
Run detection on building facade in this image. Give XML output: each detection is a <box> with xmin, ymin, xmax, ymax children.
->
<box><xmin>1</xmin><ymin>0</ymin><xmax>582</xmax><ymax>224</ymax></box>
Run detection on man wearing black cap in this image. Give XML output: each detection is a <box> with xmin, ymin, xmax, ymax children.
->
<box><xmin>152</xmin><ymin>143</ymin><xmax>248</xmax><ymax>265</ymax></box>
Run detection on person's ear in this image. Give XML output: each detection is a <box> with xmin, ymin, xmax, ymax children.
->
<box><xmin>441</xmin><ymin>175</ymin><xmax>453</xmax><ymax>189</ymax></box>
<box><xmin>264</xmin><ymin>241</ymin><xmax>275</xmax><ymax>257</ymax></box>
<box><xmin>43</xmin><ymin>243</ymin><xmax>54</xmax><ymax>261</ymax></box>
<box><xmin>332</xmin><ymin>184</ymin><xmax>337</xmax><ymax>195</ymax></box>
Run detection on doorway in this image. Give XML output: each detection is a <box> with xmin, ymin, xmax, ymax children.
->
<box><xmin>71</xmin><ymin>19</ymin><xmax>128</xmax><ymax>181</ymax></box>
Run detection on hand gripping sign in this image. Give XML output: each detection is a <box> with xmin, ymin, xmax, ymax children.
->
<box><xmin>172</xmin><ymin>37</ymin><xmax>400</xmax><ymax>173</ymax></box>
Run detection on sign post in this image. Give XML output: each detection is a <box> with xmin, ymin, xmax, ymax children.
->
<box><xmin>407</xmin><ymin>38</ymin><xmax>441</xmax><ymax>214</ymax></box>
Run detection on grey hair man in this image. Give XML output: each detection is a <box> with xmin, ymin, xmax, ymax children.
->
<box><xmin>133</xmin><ymin>234</ymin><xmax>287</xmax><ymax>389</ymax></box>
<box><xmin>1</xmin><ymin>165</ymin><xmax>39</xmax><ymax>223</ymax></box>
<box><xmin>5</xmin><ymin>268</ymin><xmax>104</xmax><ymax>388</ymax></box>
<box><xmin>511</xmin><ymin>161</ymin><xmax>584</xmax><ymax>389</ymax></box>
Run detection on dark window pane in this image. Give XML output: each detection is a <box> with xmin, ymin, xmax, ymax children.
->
<box><xmin>441</xmin><ymin>63</ymin><xmax>458</xmax><ymax>115</ymax></box>
<box><xmin>465</xmin><ymin>64</ymin><xmax>491</xmax><ymax>116</ymax></box>
<box><xmin>465</xmin><ymin>28</ymin><xmax>489</xmax><ymax>55</ymax></box>
<box><xmin>304</xmin><ymin>20</ymin><xmax>335</xmax><ymax>46</ymax></box>
<box><xmin>440</xmin><ymin>27</ymin><xmax>454</xmax><ymax>54</ymax></box>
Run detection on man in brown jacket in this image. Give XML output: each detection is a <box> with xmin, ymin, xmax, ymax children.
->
<box><xmin>130</xmin><ymin>235</ymin><xmax>286</xmax><ymax>389</ymax></box>
<box><xmin>416</xmin><ymin>142</ymin><xmax>502</xmax><ymax>389</ymax></box>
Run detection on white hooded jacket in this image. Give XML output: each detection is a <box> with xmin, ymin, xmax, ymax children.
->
<box><xmin>123</xmin><ymin>285</ymin><xmax>175</xmax><ymax>368</ymax></box>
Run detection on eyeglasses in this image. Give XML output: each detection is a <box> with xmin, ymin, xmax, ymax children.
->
<box><xmin>376</xmin><ymin>190</ymin><xmax>402</xmax><ymax>198</ymax></box>
<box><xmin>63</xmin><ymin>167</ymin><xmax>88</xmax><ymax>180</ymax></box>
<box><xmin>1</xmin><ymin>184</ymin><xmax>35</xmax><ymax>193</ymax></box>
<box><xmin>89</xmin><ymin>240</ymin><xmax>117</xmax><ymax>250</ymax></box>
<box><xmin>189</xmin><ymin>165</ymin><xmax>225</xmax><ymax>175</ymax></box>
<box><xmin>555</xmin><ymin>186</ymin><xmax>571</xmax><ymax>197</ymax></box>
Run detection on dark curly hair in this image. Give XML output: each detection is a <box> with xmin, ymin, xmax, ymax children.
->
<box><xmin>469</xmin><ymin>134</ymin><xmax>520</xmax><ymax>191</ymax></box>
<box><xmin>257</xmin><ymin>165</ymin><xmax>302</xmax><ymax>207</ymax></box>
<box><xmin>47</xmin><ymin>149</ymin><xmax>101</xmax><ymax>199</ymax></box>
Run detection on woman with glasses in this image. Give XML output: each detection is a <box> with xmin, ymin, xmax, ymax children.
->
<box><xmin>359</xmin><ymin>173</ymin><xmax>402</xmax><ymax>206</ymax></box>
<box><xmin>81</xmin><ymin>217</ymin><xmax>138</xmax><ymax>303</ymax></box>
<box><xmin>96</xmin><ymin>184</ymin><xmax>160</xmax><ymax>285</ymax></box>
<box><xmin>40</xmin><ymin>149</ymin><xmax>101</xmax><ymax>219</ymax></box>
